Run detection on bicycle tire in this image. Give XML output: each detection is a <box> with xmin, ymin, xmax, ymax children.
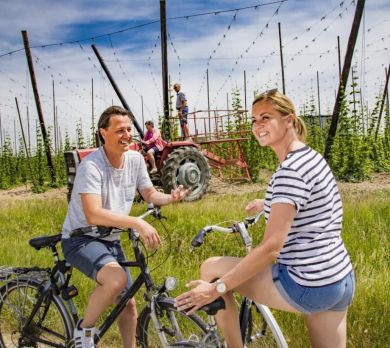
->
<box><xmin>137</xmin><ymin>296</ymin><xmax>220</xmax><ymax>348</ymax></box>
<box><xmin>0</xmin><ymin>278</ymin><xmax>73</xmax><ymax>348</ymax></box>
<box><xmin>240</xmin><ymin>300</ymin><xmax>288</xmax><ymax>348</ymax></box>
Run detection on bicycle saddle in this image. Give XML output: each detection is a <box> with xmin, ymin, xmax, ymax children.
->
<box><xmin>29</xmin><ymin>234</ymin><xmax>62</xmax><ymax>250</ymax></box>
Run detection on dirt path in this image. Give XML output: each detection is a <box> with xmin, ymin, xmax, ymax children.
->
<box><xmin>0</xmin><ymin>173</ymin><xmax>389</xmax><ymax>205</ymax></box>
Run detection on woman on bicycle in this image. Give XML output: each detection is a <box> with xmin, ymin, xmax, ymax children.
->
<box><xmin>176</xmin><ymin>89</ymin><xmax>355</xmax><ymax>348</ymax></box>
<box><xmin>61</xmin><ymin>106</ymin><xmax>189</xmax><ymax>348</ymax></box>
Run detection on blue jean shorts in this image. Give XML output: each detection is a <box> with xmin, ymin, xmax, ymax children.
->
<box><xmin>61</xmin><ymin>236</ymin><xmax>132</xmax><ymax>289</ymax></box>
<box><xmin>272</xmin><ymin>263</ymin><xmax>355</xmax><ymax>314</ymax></box>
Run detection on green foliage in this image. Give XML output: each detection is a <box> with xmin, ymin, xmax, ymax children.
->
<box><xmin>75</xmin><ymin>119</ymin><xmax>86</xmax><ymax>149</ymax></box>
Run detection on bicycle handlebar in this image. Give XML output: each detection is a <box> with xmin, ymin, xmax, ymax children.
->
<box><xmin>69</xmin><ymin>204</ymin><xmax>162</xmax><ymax>238</ymax></box>
<box><xmin>191</xmin><ymin>211</ymin><xmax>264</xmax><ymax>248</ymax></box>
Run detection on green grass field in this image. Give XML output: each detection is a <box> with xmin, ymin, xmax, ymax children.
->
<box><xmin>0</xmin><ymin>187</ymin><xmax>389</xmax><ymax>347</ymax></box>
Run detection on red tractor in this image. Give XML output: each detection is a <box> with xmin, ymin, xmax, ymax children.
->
<box><xmin>64</xmin><ymin>138</ymin><xmax>210</xmax><ymax>202</ymax></box>
<box><xmin>64</xmin><ymin>45</ymin><xmax>210</xmax><ymax>202</ymax></box>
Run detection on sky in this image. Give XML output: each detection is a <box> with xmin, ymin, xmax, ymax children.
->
<box><xmin>0</xmin><ymin>0</ymin><xmax>389</xmax><ymax>148</ymax></box>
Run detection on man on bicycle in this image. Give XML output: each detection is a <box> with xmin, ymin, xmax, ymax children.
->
<box><xmin>61</xmin><ymin>105</ymin><xmax>189</xmax><ymax>348</ymax></box>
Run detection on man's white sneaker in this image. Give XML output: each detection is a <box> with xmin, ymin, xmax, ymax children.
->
<box><xmin>73</xmin><ymin>320</ymin><xmax>96</xmax><ymax>348</ymax></box>
<box><xmin>150</xmin><ymin>168</ymin><xmax>158</xmax><ymax>174</ymax></box>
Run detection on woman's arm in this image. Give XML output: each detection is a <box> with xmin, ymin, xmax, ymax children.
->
<box><xmin>143</xmin><ymin>129</ymin><xmax>161</xmax><ymax>145</ymax></box>
<box><xmin>175</xmin><ymin>202</ymin><xmax>296</xmax><ymax>312</ymax></box>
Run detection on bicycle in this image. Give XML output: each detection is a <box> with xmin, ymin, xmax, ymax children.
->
<box><xmin>0</xmin><ymin>205</ymin><xmax>226</xmax><ymax>348</ymax></box>
<box><xmin>190</xmin><ymin>211</ymin><xmax>288</xmax><ymax>348</ymax></box>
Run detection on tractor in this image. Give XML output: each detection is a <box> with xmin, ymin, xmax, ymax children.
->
<box><xmin>64</xmin><ymin>137</ymin><xmax>210</xmax><ymax>202</ymax></box>
<box><xmin>64</xmin><ymin>45</ymin><xmax>210</xmax><ymax>203</ymax></box>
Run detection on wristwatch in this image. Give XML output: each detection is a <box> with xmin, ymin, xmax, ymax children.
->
<box><xmin>215</xmin><ymin>279</ymin><xmax>227</xmax><ymax>294</ymax></box>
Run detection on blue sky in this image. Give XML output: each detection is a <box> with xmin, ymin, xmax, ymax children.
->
<box><xmin>0</xmin><ymin>0</ymin><xmax>389</xmax><ymax>146</ymax></box>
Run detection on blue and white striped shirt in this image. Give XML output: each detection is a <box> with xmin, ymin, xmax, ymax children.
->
<box><xmin>264</xmin><ymin>146</ymin><xmax>353</xmax><ymax>287</ymax></box>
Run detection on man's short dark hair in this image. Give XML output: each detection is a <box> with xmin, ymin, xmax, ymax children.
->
<box><xmin>97</xmin><ymin>106</ymin><xmax>131</xmax><ymax>144</ymax></box>
<box><xmin>145</xmin><ymin>120</ymin><xmax>154</xmax><ymax>127</ymax></box>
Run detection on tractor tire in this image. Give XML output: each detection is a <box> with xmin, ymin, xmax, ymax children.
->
<box><xmin>161</xmin><ymin>147</ymin><xmax>210</xmax><ymax>201</ymax></box>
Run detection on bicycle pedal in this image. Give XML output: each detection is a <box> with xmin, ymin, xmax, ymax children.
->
<box><xmin>61</xmin><ymin>285</ymin><xmax>78</xmax><ymax>300</ymax></box>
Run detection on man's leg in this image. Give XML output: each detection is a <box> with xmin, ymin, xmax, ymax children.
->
<box><xmin>117</xmin><ymin>298</ymin><xmax>138</xmax><ymax>348</ymax></box>
<box><xmin>81</xmin><ymin>262</ymin><xmax>128</xmax><ymax>328</ymax></box>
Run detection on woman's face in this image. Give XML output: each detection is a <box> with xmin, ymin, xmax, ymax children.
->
<box><xmin>251</xmin><ymin>100</ymin><xmax>291</xmax><ymax>147</ymax></box>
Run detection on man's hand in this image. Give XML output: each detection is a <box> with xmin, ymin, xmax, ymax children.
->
<box><xmin>136</xmin><ymin>218</ymin><xmax>161</xmax><ymax>249</ymax></box>
<box><xmin>171</xmin><ymin>185</ymin><xmax>191</xmax><ymax>202</ymax></box>
<box><xmin>245</xmin><ymin>199</ymin><xmax>265</xmax><ymax>214</ymax></box>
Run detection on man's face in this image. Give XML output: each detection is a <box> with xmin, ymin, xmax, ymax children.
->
<box><xmin>173</xmin><ymin>85</ymin><xmax>180</xmax><ymax>92</ymax></box>
<box><xmin>100</xmin><ymin>115</ymin><xmax>132</xmax><ymax>154</ymax></box>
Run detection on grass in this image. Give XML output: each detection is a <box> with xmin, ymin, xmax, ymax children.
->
<box><xmin>0</xmin><ymin>188</ymin><xmax>389</xmax><ymax>347</ymax></box>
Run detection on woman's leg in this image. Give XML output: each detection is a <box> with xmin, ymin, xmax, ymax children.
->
<box><xmin>81</xmin><ymin>262</ymin><xmax>128</xmax><ymax>328</ymax></box>
<box><xmin>305</xmin><ymin>310</ymin><xmax>347</xmax><ymax>348</ymax></box>
<box><xmin>146</xmin><ymin>149</ymin><xmax>157</xmax><ymax>170</ymax></box>
<box><xmin>200</xmin><ymin>257</ymin><xmax>298</xmax><ymax>347</ymax></box>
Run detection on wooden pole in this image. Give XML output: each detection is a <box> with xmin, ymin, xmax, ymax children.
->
<box><xmin>52</xmin><ymin>80</ymin><xmax>57</xmax><ymax>151</ymax></box>
<box><xmin>27</xmin><ymin>106</ymin><xmax>31</xmax><ymax>152</ymax></box>
<box><xmin>13</xmin><ymin>119</ymin><xmax>17</xmax><ymax>155</ymax></box>
<box><xmin>207</xmin><ymin>69</ymin><xmax>211</xmax><ymax>134</ymax></box>
<box><xmin>160</xmin><ymin>0</ymin><xmax>170</xmax><ymax>139</ymax></box>
<box><xmin>92</xmin><ymin>78</ymin><xmax>95</xmax><ymax>146</ymax></box>
<box><xmin>317</xmin><ymin>71</ymin><xmax>321</xmax><ymax>128</ymax></box>
<box><xmin>278</xmin><ymin>22</ymin><xmax>286</xmax><ymax>94</ymax></box>
<box><xmin>337</xmin><ymin>36</ymin><xmax>342</xmax><ymax>80</ymax></box>
<box><xmin>324</xmin><ymin>0</ymin><xmax>366</xmax><ymax>160</ymax></box>
<box><xmin>22</xmin><ymin>30</ymin><xmax>56</xmax><ymax>182</ymax></box>
<box><xmin>244</xmin><ymin>70</ymin><xmax>247</xmax><ymax>114</ymax></box>
<box><xmin>374</xmin><ymin>64</ymin><xmax>390</xmax><ymax>140</ymax></box>
<box><xmin>141</xmin><ymin>96</ymin><xmax>145</xmax><ymax>133</ymax></box>
<box><xmin>15</xmin><ymin>97</ymin><xmax>34</xmax><ymax>174</ymax></box>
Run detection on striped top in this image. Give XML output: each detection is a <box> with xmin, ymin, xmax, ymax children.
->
<box><xmin>264</xmin><ymin>146</ymin><xmax>353</xmax><ymax>287</ymax></box>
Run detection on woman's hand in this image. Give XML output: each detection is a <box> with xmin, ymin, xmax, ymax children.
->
<box><xmin>245</xmin><ymin>199</ymin><xmax>264</xmax><ymax>214</ymax></box>
<box><xmin>175</xmin><ymin>280</ymin><xmax>218</xmax><ymax>315</ymax></box>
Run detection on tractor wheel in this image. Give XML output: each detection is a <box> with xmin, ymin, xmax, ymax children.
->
<box><xmin>161</xmin><ymin>147</ymin><xmax>210</xmax><ymax>201</ymax></box>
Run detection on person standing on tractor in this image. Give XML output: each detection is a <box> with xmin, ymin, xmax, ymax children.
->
<box><xmin>61</xmin><ymin>105</ymin><xmax>189</xmax><ymax>348</ymax></box>
<box><xmin>173</xmin><ymin>83</ymin><xmax>190</xmax><ymax>140</ymax></box>
<box><xmin>141</xmin><ymin>120</ymin><xmax>166</xmax><ymax>174</ymax></box>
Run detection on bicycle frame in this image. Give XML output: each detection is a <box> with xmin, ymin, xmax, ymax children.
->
<box><xmin>191</xmin><ymin>211</ymin><xmax>288</xmax><ymax>348</ymax></box>
<box><xmin>94</xmin><ymin>228</ymin><xmax>156</xmax><ymax>342</ymax></box>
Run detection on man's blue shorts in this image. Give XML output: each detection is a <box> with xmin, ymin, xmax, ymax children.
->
<box><xmin>272</xmin><ymin>263</ymin><xmax>355</xmax><ymax>314</ymax></box>
<box><xmin>62</xmin><ymin>236</ymin><xmax>132</xmax><ymax>289</ymax></box>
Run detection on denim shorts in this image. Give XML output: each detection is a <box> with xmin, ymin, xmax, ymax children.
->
<box><xmin>61</xmin><ymin>236</ymin><xmax>132</xmax><ymax>289</ymax></box>
<box><xmin>272</xmin><ymin>263</ymin><xmax>355</xmax><ymax>314</ymax></box>
<box><xmin>148</xmin><ymin>145</ymin><xmax>161</xmax><ymax>154</ymax></box>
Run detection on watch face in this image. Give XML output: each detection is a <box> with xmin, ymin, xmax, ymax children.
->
<box><xmin>216</xmin><ymin>281</ymin><xmax>227</xmax><ymax>294</ymax></box>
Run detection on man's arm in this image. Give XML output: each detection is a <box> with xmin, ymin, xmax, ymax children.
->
<box><xmin>80</xmin><ymin>193</ymin><xmax>161</xmax><ymax>249</ymax></box>
<box><xmin>139</xmin><ymin>185</ymin><xmax>190</xmax><ymax>206</ymax></box>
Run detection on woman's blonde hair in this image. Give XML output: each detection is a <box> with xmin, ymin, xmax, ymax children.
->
<box><xmin>253</xmin><ymin>89</ymin><xmax>307</xmax><ymax>142</ymax></box>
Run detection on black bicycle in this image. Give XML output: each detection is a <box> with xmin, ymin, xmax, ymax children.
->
<box><xmin>190</xmin><ymin>211</ymin><xmax>288</xmax><ymax>347</ymax></box>
<box><xmin>0</xmin><ymin>205</ymin><xmax>226</xmax><ymax>348</ymax></box>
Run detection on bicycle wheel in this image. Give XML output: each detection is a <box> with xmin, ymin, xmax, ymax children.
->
<box><xmin>137</xmin><ymin>297</ymin><xmax>220</xmax><ymax>348</ymax></box>
<box><xmin>0</xmin><ymin>278</ymin><xmax>73</xmax><ymax>348</ymax></box>
<box><xmin>240</xmin><ymin>299</ymin><xmax>287</xmax><ymax>348</ymax></box>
